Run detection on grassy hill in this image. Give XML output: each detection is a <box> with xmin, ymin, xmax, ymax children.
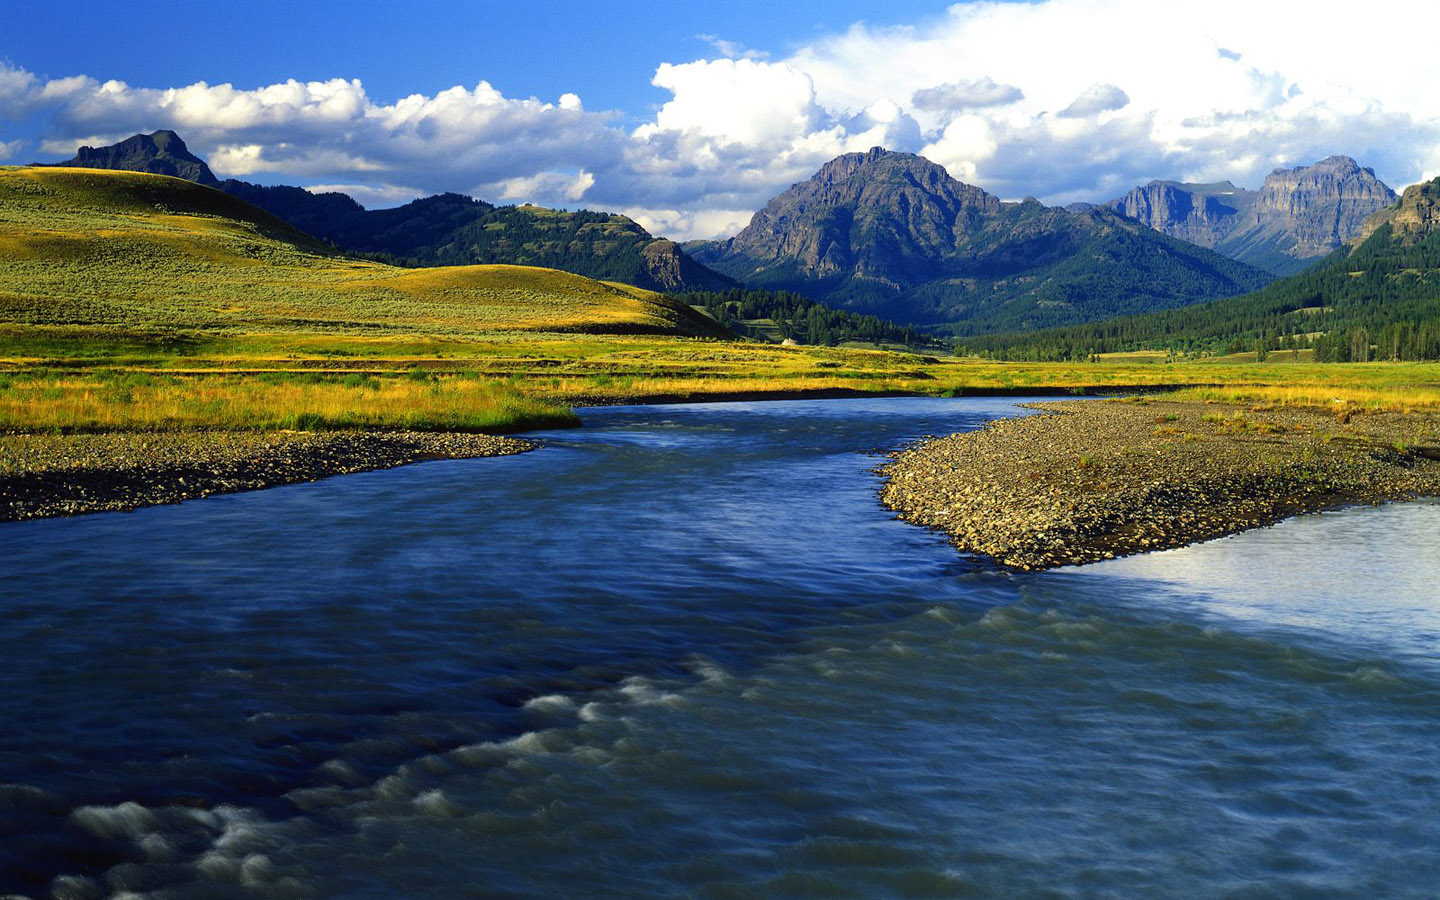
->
<box><xmin>0</xmin><ymin>166</ymin><xmax>728</xmax><ymax>340</ymax></box>
<box><xmin>219</xmin><ymin>183</ymin><xmax>737</xmax><ymax>293</ymax></box>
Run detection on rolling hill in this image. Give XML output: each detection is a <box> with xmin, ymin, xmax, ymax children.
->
<box><xmin>47</xmin><ymin>131</ymin><xmax>734</xmax><ymax>294</ymax></box>
<box><xmin>0</xmin><ymin>166</ymin><xmax>728</xmax><ymax>339</ymax></box>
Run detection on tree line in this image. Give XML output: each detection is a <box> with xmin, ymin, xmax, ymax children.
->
<box><xmin>954</xmin><ymin>221</ymin><xmax>1440</xmax><ymax>362</ymax></box>
<box><xmin>675</xmin><ymin>288</ymin><xmax>939</xmax><ymax>349</ymax></box>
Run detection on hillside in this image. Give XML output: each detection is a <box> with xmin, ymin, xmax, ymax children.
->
<box><xmin>0</xmin><ymin>166</ymin><xmax>728</xmax><ymax>339</ymax></box>
<box><xmin>1108</xmin><ymin>157</ymin><xmax>1396</xmax><ymax>275</ymax></box>
<box><xmin>689</xmin><ymin>148</ymin><xmax>1272</xmax><ymax>334</ymax></box>
<box><xmin>961</xmin><ymin>177</ymin><xmax>1440</xmax><ymax>361</ymax></box>
<box><xmin>45</xmin><ymin>131</ymin><xmax>733</xmax><ymax>294</ymax></box>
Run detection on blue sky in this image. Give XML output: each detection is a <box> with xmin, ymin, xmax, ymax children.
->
<box><xmin>4</xmin><ymin>0</ymin><xmax>1438</xmax><ymax>239</ymax></box>
<box><xmin>6</xmin><ymin>1</ymin><xmax>948</xmax><ymax>128</ymax></box>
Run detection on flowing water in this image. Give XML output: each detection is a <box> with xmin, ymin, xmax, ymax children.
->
<box><xmin>2</xmin><ymin>397</ymin><xmax>1438</xmax><ymax>898</ymax></box>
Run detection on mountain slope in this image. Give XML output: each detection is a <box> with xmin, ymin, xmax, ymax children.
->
<box><xmin>43</xmin><ymin>131</ymin><xmax>732</xmax><ymax>294</ymax></box>
<box><xmin>691</xmin><ymin>148</ymin><xmax>1272</xmax><ymax>334</ymax></box>
<box><xmin>46</xmin><ymin>130</ymin><xmax>220</xmax><ymax>186</ymax></box>
<box><xmin>1108</xmin><ymin>157</ymin><xmax>1396</xmax><ymax>276</ymax></box>
<box><xmin>1108</xmin><ymin>180</ymin><xmax>1254</xmax><ymax>250</ymax></box>
<box><xmin>0</xmin><ymin>166</ymin><xmax>727</xmax><ymax>339</ymax></box>
<box><xmin>220</xmin><ymin>182</ymin><xmax>735</xmax><ymax>293</ymax></box>
<box><xmin>961</xmin><ymin>177</ymin><xmax>1440</xmax><ymax>360</ymax></box>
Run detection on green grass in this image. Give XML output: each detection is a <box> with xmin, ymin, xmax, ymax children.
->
<box><xmin>0</xmin><ymin>167</ymin><xmax>722</xmax><ymax>340</ymax></box>
<box><xmin>3</xmin><ymin>165</ymin><xmax>1440</xmax><ymax>435</ymax></box>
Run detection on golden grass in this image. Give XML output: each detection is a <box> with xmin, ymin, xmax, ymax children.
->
<box><xmin>1167</xmin><ymin>382</ymin><xmax>1440</xmax><ymax>413</ymax></box>
<box><xmin>0</xmin><ymin>167</ymin><xmax>717</xmax><ymax>340</ymax></box>
<box><xmin>5</xmin><ymin>165</ymin><xmax>1440</xmax><ymax>435</ymax></box>
<box><xmin>0</xmin><ymin>372</ymin><xmax>576</xmax><ymax>433</ymax></box>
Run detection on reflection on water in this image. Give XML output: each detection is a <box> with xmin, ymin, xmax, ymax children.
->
<box><xmin>1087</xmin><ymin>498</ymin><xmax>1440</xmax><ymax>663</ymax></box>
<box><xmin>2</xmin><ymin>398</ymin><xmax>1437</xmax><ymax>898</ymax></box>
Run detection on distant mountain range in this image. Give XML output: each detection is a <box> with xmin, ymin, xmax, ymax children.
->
<box><xmin>961</xmin><ymin>176</ymin><xmax>1440</xmax><ymax>361</ymax></box>
<box><xmin>687</xmin><ymin>148</ymin><xmax>1273</xmax><ymax>334</ymax></box>
<box><xmin>46</xmin><ymin>131</ymin><xmax>733</xmax><ymax>294</ymax></box>
<box><xmin>43</xmin><ymin>132</ymin><xmax>1402</xmax><ymax>339</ymax></box>
<box><xmin>1106</xmin><ymin>157</ymin><xmax>1396</xmax><ymax>275</ymax></box>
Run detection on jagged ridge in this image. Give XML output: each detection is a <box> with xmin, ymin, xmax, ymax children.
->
<box><xmin>691</xmin><ymin>148</ymin><xmax>1273</xmax><ymax>334</ymax></box>
<box><xmin>1108</xmin><ymin>157</ymin><xmax>1396</xmax><ymax>276</ymax></box>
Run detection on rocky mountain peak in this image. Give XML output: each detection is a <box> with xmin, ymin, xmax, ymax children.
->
<box><xmin>56</xmin><ymin>130</ymin><xmax>220</xmax><ymax>186</ymax></box>
<box><xmin>689</xmin><ymin>148</ymin><xmax>1271</xmax><ymax>332</ymax></box>
<box><xmin>721</xmin><ymin>147</ymin><xmax>1004</xmax><ymax>286</ymax></box>
<box><xmin>1109</xmin><ymin>157</ymin><xmax>1396</xmax><ymax>274</ymax></box>
<box><xmin>1107</xmin><ymin>179</ymin><xmax>1256</xmax><ymax>251</ymax></box>
<box><xmin>1248</xmin><ymin>155</ymin><xmax>1397</xmax><ymax>258</ymax></box>
<box><xmin>1355</xmin><ymin>177</ymin><xmax>1440</xmax><ymax>245</ymax></box>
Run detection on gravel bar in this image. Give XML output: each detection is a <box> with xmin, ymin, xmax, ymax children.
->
<box><xmin>880</xmin><ymin>398</ymin><xmax>1440</xmax><ymax>570</ymax></box>
<box><xmin>0</xmin><ymin>430</ymin><xmax>533</xmax><ymax>521</ymax></box>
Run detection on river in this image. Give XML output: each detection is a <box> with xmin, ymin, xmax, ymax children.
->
<box><xmin>2</xmin><ymin>397</ymin><xmax>1437</xmax><ymax>898</ymax></box>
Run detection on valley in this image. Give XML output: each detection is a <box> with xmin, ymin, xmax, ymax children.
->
<box><xmin>8</xmin><ymin>10</ymin><xmax>1440</xmax><ymax>898</ymax></box>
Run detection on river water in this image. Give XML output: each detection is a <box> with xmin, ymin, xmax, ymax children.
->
<box><xmin>2</xmin><ymin>398</ymin><xmax>1438</xmax><ymax>898</ymax></box>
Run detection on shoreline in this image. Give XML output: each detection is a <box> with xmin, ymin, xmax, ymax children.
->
<box><xmin>11</xmin><ymin>392</ymin><xmax>1440</xmax><ymax>540</ymax></box>
<box><xmin>565</xmin><ymin>383</ymin><xmax>1201</xmax><ymax>408</ymax></box>
<box><xmin>0</xmin><ymin>430</ymin><xmax>534</xmax><ymax>522</ymax></box>
<box><xmin>880</xmin><ymin>398</ymin><xmax>1440</xmax><ymax>570</ymax></box>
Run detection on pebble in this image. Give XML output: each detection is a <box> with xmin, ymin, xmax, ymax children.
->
<box><xmin>0</xmin><ymin>430</ymin><xmax>534</xmax><ymax>521</ymax></box>
<box><xmin>878</xmin><ymin>398</ymin><xmax>1440</xmax><ymax>570</ymax></box>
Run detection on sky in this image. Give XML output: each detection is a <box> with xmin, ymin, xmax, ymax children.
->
<box><xmin>4</xmin><ymin>0</ymin><xmax>1439</xmax><ymax>240</ymax></box>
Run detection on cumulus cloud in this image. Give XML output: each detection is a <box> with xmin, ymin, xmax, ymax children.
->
<box><xmin>911</xmin><ymin>78</ymin><xmax>1024</xmax><ymax>112</ymax></box>
<box><xmin>640</xmin><ymin>58</ymin><xmax>822</xmax><ymax>145</ymax></box>
<box><xmin>303</xmin><ymin>183</ymin><xmax>427</xmax><ymax>208</ymax></box>
<box><xmin>10</xmin><ymin>0</ymin><xmax>1440</xmax><ymax>240</ymax></box>
<box><xmin>3</xmin><ymin>63</ymin><xmax>621</xmax><ymax>205</ymax></box>
<box><xmin>623</xmin><ymin>206</ymin><xmax>756</xmax><ymax>243</ymax></box>
<box><xmin>1059</xmin><ymin>83</ymin><xmax>1130</xmax><ymax>118</ymax></box>
<box><xmin>488</xmin><ymin>169</ymin><xmax>595</xmax><ymax>203</ymax></box>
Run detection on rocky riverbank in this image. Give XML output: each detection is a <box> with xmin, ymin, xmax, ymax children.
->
<box><xmin>0</xmin><ymin>430</ymin><xmax>533</xmax><ymax>521</ymax></box>
<box><xmin>881</xmin><ymin>397</ymin><xmax>1440</xmax><ymax>570</ymax></box>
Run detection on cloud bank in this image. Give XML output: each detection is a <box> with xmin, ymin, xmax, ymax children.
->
<box><xmin>5</xmin><ymin>0</ymin><xmax>1440</xmax><ymax>239</ymax></box>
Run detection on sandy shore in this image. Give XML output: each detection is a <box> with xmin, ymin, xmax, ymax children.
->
<box><xmin>880</xmin><ymin>397</ymin><xmax>1440</xmax><ymax>570</ymax></box>
<box><xmin>0</xmin><ymin>430</ymin><xmax>533</xmax><ymax>521</ymax></box>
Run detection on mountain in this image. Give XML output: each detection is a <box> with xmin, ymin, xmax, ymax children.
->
<box><xmin>42</xmin><ymin>132</ymin><xmax>732</xmax><ymax>294</ymax></box>
<box><xmin>0</xmin><ymin>166</ymin><xmax>727</xmax><ymax>339</ymax></box>
<box><xmin>689</xmin><ymin>148</ymin><xmax>1273</xmax><ymax>334</ymax></box>
<box><xmin>1108</xmin><ymin>180</ymin><xmax>1254</xmax><ymax>250</ymax></box>
<box><xmin>218</xmin><ymin>183</ymin><xmax>735</xmax><ymax>293</ymax></box>
<box><xmin>1108</xmin><ymin>157</ymin><xmax>1396</xmax><ymax>276</ymax></box>
<box><xmin>46</xmin><ymin>130</ymin><xmax>220</xmax><ymax>186</ymax></box>
<box><xmin>960</xmin><ymin>177</ymin><xmax>1440</xmax><ymax>361</ymax></box>
<box><xmin>1354</xmin><ymin>176</ymin><xmax>1440</xmax><ymax>244</ymax></box>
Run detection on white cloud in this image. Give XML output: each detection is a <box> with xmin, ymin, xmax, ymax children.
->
<box><xmin>639</xmin><ymin>59</ymin><xmax>822</xmax><ymax>145</ymax></box>
<box><xmin>304</xmin><ymin>183</ymin><xmax>425</xmax><ymax>208</ymax></box>
<box><xmin>489</xmin><ymin>169</ymin><xmax>595</xmax><ymax>203</ymax></box>
<box><xmin>695</xmin><ymin>34</ymin><xmax>769</xmax><ymax>61</ymax></box>
<box><xmin>1059</xmin><ymin>84</ymin><xmax>1130</xmax><ymax>118</ymax></box>
<box><xmin>912</xmin><ymin>78</ymin><xmax>1024</xmax><ymax>113</ymax></box>
<box><xmin>10</xmin><ymin>0</ymin><xmax>1440</xmax><ymax>240</ymax></box>
<box><xmin>623</xmin><ymin>206</ymin><xmax>756</xmax><ymax>242</ymax></box>
<box><xmin>0</xmin><ymin>138</ymin><xmax>23</xmax><ymax>161</ymax></box>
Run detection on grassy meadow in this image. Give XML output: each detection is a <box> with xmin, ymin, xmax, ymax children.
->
<box><xmin>3</xmin><ymin>164</ymin><xmax>1440</xmax><ymax>438</ymax></box>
